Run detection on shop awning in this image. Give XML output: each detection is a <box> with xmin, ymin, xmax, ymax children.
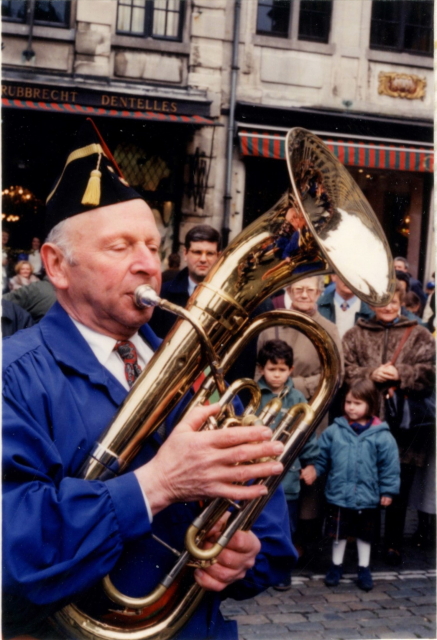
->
<box><xmin>238</xmin><ymin>130</ymin><xmax>434</xmax><ymax>172</ymax></box>
<box><xmin>2</xmin><ymin>97</ymin><xmax>218</xmax><ymax>125</ymax></box>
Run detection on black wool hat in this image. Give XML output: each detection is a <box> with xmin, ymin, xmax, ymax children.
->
<box><xmin>45</xmin><ymin>118</ymin><xmax>141</xmax><ymax>234</ymax></box>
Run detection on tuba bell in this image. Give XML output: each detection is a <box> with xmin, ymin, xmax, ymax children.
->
<box><xmin>51</xmin><ymin>128</ymin><xmax>395</xmax><ymax>640</ymax></box>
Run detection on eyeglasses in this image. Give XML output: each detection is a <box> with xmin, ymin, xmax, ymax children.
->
<box><xmin>291</xmin><ymin>287</ymin><xmax>319</xmax><ymax>296</ymax></box>
<box><xmin>188</xmin><ymin>250</ymin><xmax>218</xmax><ymax>259</ymax></box>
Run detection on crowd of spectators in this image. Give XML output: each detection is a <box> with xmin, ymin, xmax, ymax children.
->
<box><xmin>3</xmin><ymin>223</ymin><xmax>435</xmax><ymax>593</ymax></box>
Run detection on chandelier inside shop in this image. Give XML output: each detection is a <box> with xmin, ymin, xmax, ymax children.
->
<box><xmin>2</xmin><ymin>186</ymin><xmax>41</xmax><ymax>222</ymax></box>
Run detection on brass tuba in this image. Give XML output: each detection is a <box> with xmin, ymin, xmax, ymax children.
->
<box><xmin>52</xmin><ymin>128</ymin><xmax>395</xmax><ymax>640</ymax></box>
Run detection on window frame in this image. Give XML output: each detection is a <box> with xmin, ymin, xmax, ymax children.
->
<box><xmin>1</xmin><ymin>0</ymin><xmax>71</xmax><ymax>28</ymax></box>
<box><xmin>253</xmin><ymin>0</ymin><xmax>335</xmax><ymax>55</ymax></box>
<box><xmin>369</xmin><ymin>0</ymin><xmax>433</xmax><ymax>58</ymax></box>
<box><xmin>116</xmin><ymin>0</ymin><xmax>185</xmax><ymax>43</ymax></box>
<box><xmin>297</xmin><ymin>0</ymin><xmax>332</xmax><ymax>44</ymax></box>
<box><xmin>255</xmin><ymin>0</ymin><xmax>293</xmax><ymax>39</ymax></box>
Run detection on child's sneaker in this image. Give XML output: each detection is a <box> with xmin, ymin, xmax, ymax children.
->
<box><xmin>357</xmin><ymin>566</ymin><xmax>373</xmax><ymax>591</ymax></box>
<box><xmin>324</xmin><ymin>563</ymin><xmax>343</xmax><ymax>587</ymax></box>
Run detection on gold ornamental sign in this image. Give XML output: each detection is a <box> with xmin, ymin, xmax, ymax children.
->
<box><xmin>378</xmin><ymin>72</ymin><xmax>426</xmax><ymax>100</ymax></box>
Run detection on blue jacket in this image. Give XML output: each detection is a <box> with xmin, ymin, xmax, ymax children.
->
<box><xmin>258</xmin><ymin>377</ymin><xmax>319</xmax><ymax>501</ymax></box>
<box><xmin>315</xmin><ymin>416</ymin><xmax>400</xmax><ymax>510</ymax></box>
<box><xmin>2</xmin><ymin>303</ymin><xmax>296</xmax><ymax>639</ymax></box>
<box><xmin>317</xmin><ymin>289</ymin><xmax>374</xmax><ymax>325</ymax></box>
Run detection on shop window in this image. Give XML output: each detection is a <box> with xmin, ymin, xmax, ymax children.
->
<box><xmin>2</xmin><ymin>0</ymin><xmax>70</xmax><ymax>26</ymax></box>
<box><xmin>256</xmin><ymin>0</ymin><xmax>332</xmax><ymax>43</ymax></box>
<box><xmin>370</xmin><ymin>0</ymin><xmax>433</xmax><ymax>56</ymax></box>
<box><xmin>116</xmin><ymin>0</ymin><xmax>185</xmax><ymax>41</ymax></box>
<box><xmin>298</xmin><ymin>0</ymin><xmax>332</xmax><ymax>43</ymax></box>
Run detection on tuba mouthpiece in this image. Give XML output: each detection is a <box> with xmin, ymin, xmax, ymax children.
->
<box><xmin>134</xmin><ymin>285</ymin><xmax>162</xmax><ymax>308</ymax></box>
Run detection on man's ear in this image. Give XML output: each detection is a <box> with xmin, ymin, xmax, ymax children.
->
<box><xmin>40</xmin><ymin>243</ymin><xmax>71</xmax><ymax>290</ymax></box>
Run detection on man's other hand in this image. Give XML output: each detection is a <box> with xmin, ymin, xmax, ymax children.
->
<box><xmin>193</xmin><ymin>515</ymin><xmax>261</xmax><ymax>591</ymax></box>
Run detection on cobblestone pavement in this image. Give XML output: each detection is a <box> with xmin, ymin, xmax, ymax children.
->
<box><xmin>222</xmin><ymin>526</ymin><xmax>436</xmax><ymax>640</ymax></box>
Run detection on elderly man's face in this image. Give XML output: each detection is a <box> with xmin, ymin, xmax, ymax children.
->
<box><xmin>394</xmin><ymin>259</ymin><xmax>408</xmax><ymax>273</ymax></box>
<box><xmin>332</xmin><ymin>274</ymin><xmax>354</xmax><ymax>300</ymax></box>
<box><xmin>288</xmin><ymin>276</ymin><xmax>320</xmax><ymax>314</ymax></box>
<box><xmin>55</xmin><ymin>199</ymin><xmax>162</xmax><ymax>339</ymax></box>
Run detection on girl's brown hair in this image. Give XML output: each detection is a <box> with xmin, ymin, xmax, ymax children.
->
<box><xmin>343</xmin><ymin>379</ymin><xmax>379</xmax><ymax>418</ymax></box>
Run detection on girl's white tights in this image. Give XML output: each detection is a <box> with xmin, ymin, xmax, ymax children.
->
<box><xmin>332</xmin><ymin>538</ymin><xmax>371</xmax><ymax>567</ymax></box>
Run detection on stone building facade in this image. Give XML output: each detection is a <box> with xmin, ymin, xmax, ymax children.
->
<box><xmin>1</xmin><ymin>0</ymin><xmax>434</xmax><ymax>281</ymax></box>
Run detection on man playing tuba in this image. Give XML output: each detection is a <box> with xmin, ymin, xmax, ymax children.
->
<box><xmin>2</xmin><ymin>120</ymin><xmax>296</xmax><ymax>640</ymax></box>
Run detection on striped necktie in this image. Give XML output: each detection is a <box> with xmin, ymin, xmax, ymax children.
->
<box><xmin>114</xmin><ymin>340</ymin><xmax>142</xmax><ymax>387</ymax></box>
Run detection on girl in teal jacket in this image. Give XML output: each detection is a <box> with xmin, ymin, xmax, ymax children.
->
<box><xmin>314</xmin><ymin>379</ymin><xmax>400</xmax><ymax>592</ymax></box>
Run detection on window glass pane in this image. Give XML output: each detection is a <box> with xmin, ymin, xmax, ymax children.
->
<box><xmin>405</xmin><ymin>0</ymin><xmax>433</xmax><ymax>26</ymax></box>
<box><xmin>370</xmin><ymin>0</ymin><xmax>432</xmax><ymax>55</ymax></box>
<box><xmin>152</xmin><ymin>0</ymin><xmax>183</xmax><ymax>39</ymax></box>
<box><xmin>2</xmin><ymin>0</ymin><xmax>26</xmax><ymax>20</ymax></box>
<box><xmin>298</xmin><ymin>0</ymin><xmax>332</xmax><ymax>42</ymax></box>
<box><xmin>153</xmin><ymin>7</ymin><xmax>166</xmax><ymax>35</ymax></box>
<box><xmin>34</xmin><ymin>0</ymin><xmax>70</xmax><ymax>24</ymax></box>
<box><xmin>117</xmin><ymin>4</ymin><xmax>131</xmax><ymax>31</ymax></box>
<box><xmin>256</xmin><ymin>0</ymin><xmax>291</xmax><ymax>37</ymax></box>
<box><xmin>370</xmin><ymin>0</ymin><xmax>400</xmax><ymax>49</ymax></box>
<box><xmin>166</xmin><ymin>8</ymin><xmax>178</xmax><ymax>36</ymax></box>
<box><xmin>404</xmin><ymin>0</ymin><xmax>433</xmax><ymax>54</ymax></box>
<box><xmin>131</xmin><ymin>5</ymin><xmax>145</xmax><ymax>32</ymax></box>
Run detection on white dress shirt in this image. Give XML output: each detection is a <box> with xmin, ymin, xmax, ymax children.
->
<box><xmin>71</xmin><ymin>317</ymin><xmax>154</xmax><ymax>519</ymax></box>
<box><xmin>188</xmin><ymin>276</ymin><xmax>197</xmax><ymax>296</ymax></box>
<box><xmin>284</xmin><ymin>289</ymin><xmax>293</xmax><ymax>310</ymax></box>
<box><xmin>333</xmin><ymin>292</ymin><xmax>361</xmax><ymax>338</ymax></box>
<box><xmin>28</xmin><ymin>250</ymin><xmax>42</xmax><ymax>276</ymax></box>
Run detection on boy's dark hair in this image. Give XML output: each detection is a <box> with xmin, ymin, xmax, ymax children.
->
<box><xmin>184</xmin><ymin>225</ymin><xmax>221</xmax><ymax>250</ymax></box>
<box><xmin>344</xmin><ymin>379</ymin><xmax>379</xmax><ymax>417</ymax></box>
<box><xmin>258</xmin><ymin>339</ymin><xmax>294</xmax><ymax>368</ymax></box>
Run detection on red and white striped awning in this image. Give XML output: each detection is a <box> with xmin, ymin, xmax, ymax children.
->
<box><xmin>2</xmin><ymin>97</ymin><xmax>218</xmax><ymax>125</ymax></box>
<box><xmin>238</xmin><ymin>130</ymin><xmax>434</xmax><ymax>173</ymax></box>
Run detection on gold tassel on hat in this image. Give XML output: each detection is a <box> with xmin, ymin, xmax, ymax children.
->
<box><xmin>81</xmin><ymin>153</ymin><xmax>102</xmax><ymax>206</ymax></box>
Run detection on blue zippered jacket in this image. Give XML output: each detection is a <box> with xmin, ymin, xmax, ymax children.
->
<box><xmin>258</xmin><ymin>376</ymin><xmax>319</xmax><ymax>501</ymax></box>
<box><xmin>315</xmin><ymin>416</ymin><xmax>400</xmax><ymax>509</ymax></box>
<box><xmin>3</xmin><ymin>302</ymin><xmax>296</xmax><ymax>639</ymax></box>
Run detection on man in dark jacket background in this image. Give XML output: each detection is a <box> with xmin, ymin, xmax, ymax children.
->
<box><xmin>149</xmin><ymin>224</ymin><xmax>220</xmax><ymax>338</ymax></box>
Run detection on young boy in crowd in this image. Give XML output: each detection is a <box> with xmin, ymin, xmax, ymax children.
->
<box><xmin>257</xmin><ymin>339</ymin><xmax>319</xmax><ymax>590</ymax></box>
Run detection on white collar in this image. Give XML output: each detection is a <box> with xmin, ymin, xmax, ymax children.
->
<box><xmin>188</xmin><ymin>276</ymin><xmax>198</xmax><ymax>296</ymax></box>
<box><xmin>334</xmin><ymin>291</ymin><xmax>358</xmax><ymax>308</ymax></box>
<box><xmin>70</xmin><ymin>318</ymin><xmax>153</xmax><ymax>371</ymax></box>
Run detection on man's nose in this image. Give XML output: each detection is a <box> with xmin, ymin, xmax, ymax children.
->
<box><xmin>132</xmin><ymin>244</ymin><xmax>160</xmax><ymax>274</ymax></box>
